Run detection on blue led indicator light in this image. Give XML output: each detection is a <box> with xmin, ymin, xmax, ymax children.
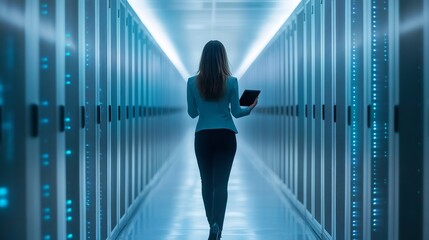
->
<box><xmin>66</xmin><ymin>52</ymin><xmax>71</xmax><ymax>57</ymax></box>
<box><xmin>66</xmin><ymin>150</ymin><xmax>72</xmax><ymax>155</ymax></box>
<box><xmin>66</xmin><ymin>200</ymin><xmax>72</xmax><ymax>205</ymax></box>
<box><xmin>67</xmin><ymin>234</ymin><xmax>73</xmax><ymax>239</ymax></box>
<box><xmin>67</xmin><ymin>216</ymin><xmax>72</xmax><ymax>221</ymax></box>
<box><xmin>0</xmin><ymin>187</ymin><xmax>8</xmax><ymax>208</ymax></box>
<box><xmin>43</xmin><ymin>235</ymin><xmax>51</xmax><ymax>240</ymax></box>
<box><xmin>65</xmin><ymin>118</ymin><xmax>71</xmax><ymax>122</ymax></box>
<box><xmin>0</xmin><ymin>199</ymin><xmax>8</xmax><ymax>208</ymax></box>
<box><xmin>0</xmin><ymin>187</ymin><xmax>7</xmax><ymax>196</ymax></box>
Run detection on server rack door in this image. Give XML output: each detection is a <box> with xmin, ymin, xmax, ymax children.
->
<box><xmin>123</xmin><ymin>10</ymin><xmax>130</xmax><ymax>213</ymax></box>
<box><xmin>287</xmin><ymin>26</ymin><xmax>293</xmax><ymax>191</ymax></box>
<box><xmin>313</xmin><ymin>0</ymin><xmax>323</xmax><ymax>225</ymax></box>
<box><xmin>369</xmin><ymin>0</ymin><xmax>390</xmax><ymax>238</ymax></box>
<box><xmin>97</xmin><ymin>0</ymin><xmax>109</xmax><ymax>238</ymax></box>
<box><xmin>276</xmin><ymin>38</ymin><xmax>282</xmax><ymax>180</ymax></box>
<box><xmin>109</xmin><ymin>0</ymin><xmax>119</xmax><ymax>231</ymax></box>
<box><xmin>119</xmin><ymin>3</ymin><xmax>126</xmax><ymax>218</ymax></box>
<box><xmin>349</xmin><ymin>0</ymin><xmax>365</xmax><ymax>238</ymax></box>
<box><xmin>148</xmin><ymin>45</ymin><xmax>153</xmax><ymax>181</ymax></box>
<box><xmin>281</xmin><ymin>32</ymin><xmax>287</xmax><ymax>184</ymax></box>
<box><xmin>424</xmin><ymin>1</ymin><xmax>429</xmax><ymax>239</ymax></box>
<box><xmin>284</xmin><ymin>29</ymin><xmax>290</xmax><ymax>188</ymax></box>
<box><xmin>296</xmin><ymin>10</ymin><xmax>305</xmax><ymax>204</ymax></box>
<box><xmin>334</xmin><ymin>0</ymin><xmax>347</xmax><ymax>238</ymax></box>
<box><xmin>322</xmin><ymin>0</ymin><xmax>334</xmax><ymax>236</ymax></box>
<box><xmin>26</xmin><ymin>1</ymin><xmax>43</xmax><ymax>238</ymax></box>
<box><xmin>56</xmin><ymin>2</ymin><xmax>67</xmax><ymax>239</ymax></box>
<box><xmin>64</xmin><ymin>0</ymin><xmax>82</xmax><ymax>238</ymax></box>
<box><xmin>0</xmin><ymin>1</ymin><xmax>34</xmax><ymax>239</ymax></box>
<box><xmin>304</xmin><ymin>1</ymin><xmax>313</xmax><ymax>214</ymax></box>
<box><xmin>84</xmin><ymin>0</ymin><xmax>98</xmax><ymax>238</ymax></box>
<box><xmin>142</xmin><ymin>36</ymin><xmax>148</xmax><ymax>190</ymax></box>
<box><xmin>106</xmin><ymin>0</ymin><xmax>113</xmax><ymax>235</ymax></box>
<box><xmin>136</xmin><ymin>29</ymin><xmax>142</xmax><ymax>200</ymax></box>
<box><xmin>126</xmin><ymin>13</ymin><xmax>133</xmax><ymax>209</ymax></box>
<box><xmin>291</xmin><ymin>22</ymin><xmax>297</xmax><ymax>195</ymax></box>
<box><xmin>293</xmin><ymin>19</ymin><xmax>299</xmax><ymax>197</ymax></box>
<box><xmin>39</xmin><ymin>0</ymin><xmax>62</xmax><ymax>239</ymax></box>
<box><xmin>397</xmin><ymin>0</ymin><xmax>425</xmax><ymax>239</ymax></box>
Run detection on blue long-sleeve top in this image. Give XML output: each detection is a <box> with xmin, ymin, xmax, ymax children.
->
<box><xmin>187</xmin><ymin>76</ymin><xmax>251</xmax><ymax>133</ymax></box>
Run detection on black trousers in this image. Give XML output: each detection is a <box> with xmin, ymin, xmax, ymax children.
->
<box><xmin>194</xmin><ymin>129</ymin><xmax>237</xmax><ymax>230</ymax></box>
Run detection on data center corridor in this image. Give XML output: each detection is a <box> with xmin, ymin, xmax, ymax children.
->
<box><xmin>115</xmin><ymin>130</ymin><xmax>317</xmax><ymax>240</ymax></box>
<box><xmin>1</xmin><ymin>0</ymin><xmax>429</xmax><ymax>240</ymax></box>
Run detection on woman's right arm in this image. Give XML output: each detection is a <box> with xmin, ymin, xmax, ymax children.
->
<box><xmin>230</xmin><ymin>78</ymin><xmax>252</xmax><ymax>118</ymax></box>
<box><xmin>187</xmin><ymin>78</ymin><xmax>199</xmax><ymax>118</ymax></box>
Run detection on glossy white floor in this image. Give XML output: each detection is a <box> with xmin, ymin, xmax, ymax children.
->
<box><xmin>116</xmin><ymin>130</ymin><xmax>318</xmax><ymax>240</ymax></box>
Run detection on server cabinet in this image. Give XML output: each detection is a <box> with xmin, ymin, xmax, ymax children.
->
<box><xmin>280</xmin><ymin>33</ymin><xmax>286</xmax><ymax>184</ymax></box>
<box><xmin>109</xmin><ymin>0</ymin><xmax>119</xmax><ymax>232</ymax></box>
<box><xmin>334</xmin><ymin>0</ymin><xmax>348</xmax><ymax>238</ymax></box>
<box><xmin>135</xmin><ymin>27</ymin><xmax>142</xmax><ymax>203</ymax></box>
<box><xmin>84</xmin><ymin>0</ymin><xmax>97</xmax><ymax>239</ymax></box>
<box><xmin>141</xmin><ymin>35</ymin><xmax>148</xmax><ymax>191</ymax></box>
<box><xmin>304</xmin><ymin>1</ymin><xmax>313</xmax><ymax>216</ymax></box>
<box><xmin>424</xmin><ymin>2</ymin><xmax>429</xmax><ymax>239</ymax></box>
<box><xmin>39</xmin><ymin>0</ymin><xmax>67</xmax><ymax>239</ymax></box>
<box><xmin>296</xmin><ymin>10</ymin><xmax>306</xmax><ymax>204</ymax></box>
<box><xmin>65</xmin><ymin>0</ymin><xmax>83</xmax><ymax>239</ymax></box>
<box><xmin>322</xmin><ymin>0</ymin><xmax>334</xmax><ymax>236</ymax></box>
<box><xmin>313</xmin><ymin>0</ymin><xmax>323</xmax><ymax>226</ymax></box>
<box><xmin>397</xmin><ymin>0</ymin><xmax>425</xmax><ymax>239</ymax></box>
<box><xmin>125</xmin><ymin>12</ymin><xmax>131</xmax><ymax>211</ymax></box>
<box><xmin>118</xmin><ymin>2</ymin><xmax>126</xmax><ymax>219</ymax></box>
<box><xmin>0</xmin><ymin>1</ymin><xmax>37</xmax><ymax>239</ymax></box>
<box><xmin>290</xmin><ymin>22</ymin><xmax>298</xmax><ymax>196</ymax></box>
<box><xmin>369</xmin><ymin>0</ymin><xmax>390</xmax><ymax>239</ymax></box>
<box><xmin>147</xmin><ymin>42</ymin><xmax>153</xmax><ymax>182</ymax></box>
<box><xmin>349</xmin><ymin>0</ymin><xmax>366</xmax><ymax>238</ymax></box>
<box><xmin>97</xmin><ymin>0</ymin><xmax>109</xmax><ymax>238</ymax></box>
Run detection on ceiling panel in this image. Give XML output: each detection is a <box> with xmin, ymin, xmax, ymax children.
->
<box><xmin>128</xmin><ymin>0</ymin><xmax>301</xmax><ymax>80</ymax></box>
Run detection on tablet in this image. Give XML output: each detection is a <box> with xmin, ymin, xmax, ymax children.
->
<box><xmin>239</xmin><ymin>90</ymin><xmax>260</xmax><ymax>106</ymax></box>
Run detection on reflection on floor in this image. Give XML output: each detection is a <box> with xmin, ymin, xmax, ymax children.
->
<box><xmin>116</xmin><ymin>130</ymin><xmax>318</xmax><ymax>240</ymax></box>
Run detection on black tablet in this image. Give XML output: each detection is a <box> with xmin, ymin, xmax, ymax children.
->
<box><xmin>239</xmin><ymin>90</ymin><xmax>260</xmax><ymax>106</ymax></box>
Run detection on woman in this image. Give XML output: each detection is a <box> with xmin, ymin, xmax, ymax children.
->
<box><xmin>187</xmin><ymin>40</ymin><xmax>257</xmax><ymax>240</ymax></box>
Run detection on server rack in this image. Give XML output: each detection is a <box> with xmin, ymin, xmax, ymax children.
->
<box><xmin>424</xmin><ymin>2</ymin><xmax>429</xmax><ymax>240</ymax></box>
<box><xmin>239</xmin><ymin>0</ymin><xmax>428</xmax><ymax>239</ymax></box>
<box><xmin>0</xmin><ymin>0</ymin><xmax>187</xmax><ymax>239</ymax></box>
<box><xmin>0</xmin><ymin>1</ymin><xmax>36</xmax><ymax>240</ymax></box>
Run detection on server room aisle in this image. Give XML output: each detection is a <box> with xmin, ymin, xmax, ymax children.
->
<box><xmin>116</xmin><ymin>129</ymin><xmax>318</xmax><ymax>240</ymax></box>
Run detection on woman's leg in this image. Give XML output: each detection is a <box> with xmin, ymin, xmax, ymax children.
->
<box><xmin>195</xmin><ymin>131</ymin><xmax>214</xmax><ymax>225</ymax></box>
<box><xmin>211</xmin><ymin>130</ymin><xmax>237</xmax><ymax>230</ymax></box>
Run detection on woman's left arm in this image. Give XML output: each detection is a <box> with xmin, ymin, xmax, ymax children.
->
<box><xmin>187</xmin><ymin>79</ymin><xmax>199</xmax><ymax>118</ymax></box>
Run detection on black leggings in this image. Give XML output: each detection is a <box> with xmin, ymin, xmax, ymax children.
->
<box><xmin>194</xmin><ymin>129</ymin><xmax>237</xmax><ymax>230</ymax></box>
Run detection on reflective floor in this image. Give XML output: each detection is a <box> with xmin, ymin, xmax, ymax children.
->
<box><xmin>117</xmin><ymin>130</ymin><xmax>318</xmax><ymax>240</ymax></box>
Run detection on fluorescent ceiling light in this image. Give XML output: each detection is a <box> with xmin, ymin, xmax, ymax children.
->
<box><xmin>235</xmin><ymin>0</ymin><xmax>301</xmax><ymax>80</ymax></box>
<box><xmin>128</xmin><ymin>0</ymin><xmax>190</xmax><ymax>80</ymax></box>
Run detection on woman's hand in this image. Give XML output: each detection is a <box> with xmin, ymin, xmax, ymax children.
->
<box><xmin>249</xmin><ymin>97</ymin><xmax>258</xmax><ymax>110</ymax></box>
